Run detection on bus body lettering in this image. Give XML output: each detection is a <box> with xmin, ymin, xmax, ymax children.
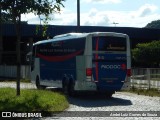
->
<box><xmin>101</xmin><ymin>65</ymin><xmax>121</xmax><ymax>69</ymax></box>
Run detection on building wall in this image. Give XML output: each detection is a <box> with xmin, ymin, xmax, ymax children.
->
<box><xmin>1</xmin><ymin>24</ymin><xmax>160</xmax><ymax>65</ymax></box>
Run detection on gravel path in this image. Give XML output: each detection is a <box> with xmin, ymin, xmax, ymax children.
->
<box><xmin>45</xmin><ymin>89</ymin><xmax>160</xmax><ymax>120</ymax></box>
<box><xmin>0</xmin><ymin>82</ymin><xmax>160</xmax><ymax>120</ymax></box>
<box><xmin>0</xmin><ymin>81</ymin><xmax>36</xmax><ymax>89</ymax></box>
<box><xmin>43</xmin><ymin>92</ymin><xmax>160</xmax><ymax>120</ymax></box>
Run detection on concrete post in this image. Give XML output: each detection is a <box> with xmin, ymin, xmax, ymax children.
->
<box><xmin>146</xmin><ymin>68</ymin><xmax>151</xmax><ymax>90</ymax></box>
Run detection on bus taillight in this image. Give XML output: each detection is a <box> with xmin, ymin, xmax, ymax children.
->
<box><xmin>86</xmin><ymin>68</ymin><xmax>92</xmax><ymax>76</ymax></box>
<box><xmin>127</xmin><ymin>69</ymin><xmax>131</xmax><ymax>77</ymax></box>
<box><xmin>86</xmin><ymin>68</ymin><xmax>92</xmax><ymax>81</ymax></box>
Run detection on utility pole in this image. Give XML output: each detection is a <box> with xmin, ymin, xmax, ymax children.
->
<box><xmin>77</xmin><ymin>0</ymin><xmax>80</xmax><ymax>32</ymax></box>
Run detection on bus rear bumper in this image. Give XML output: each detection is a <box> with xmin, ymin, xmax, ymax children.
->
<box><xmin>74</xmin><ymin>81</ymin><xmax>97</xmax><ymax>91</ymax></box>
<box><xmin>74</xmin><ymin>81</ymin><xmax>124</xmax><ymax>92</ymax></box>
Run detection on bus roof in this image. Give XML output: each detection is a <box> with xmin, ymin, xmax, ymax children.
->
<box><xmin>34</xmin><ymin>33</ymin><xmax>87</xmax><ymax>45</ymax></box>
<box><xmin>34</xmin><ymin>32</ymin><xmax>128</xmax><ymax>45</ymax></box>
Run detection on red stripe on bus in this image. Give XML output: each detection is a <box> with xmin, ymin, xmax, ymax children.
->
<box><xmin>37</xmin><ymin>50</ymin><xmax>83</xmax><ymax>62</ymax></box>
<box><xmin>95</xmin><ymin>37</ymin><xmax>99</xmax><ymax>82</ymax></box>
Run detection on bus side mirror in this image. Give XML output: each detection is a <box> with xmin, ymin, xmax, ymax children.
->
<box><xmin>26</xmin><ymin>52</ymin><xmax>32</xmax><ymax>62</ymax></box>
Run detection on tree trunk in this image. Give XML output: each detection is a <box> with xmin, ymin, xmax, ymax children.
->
<box><xmin>11</xmin><ymin>2</ymin><xmax>21</xmax><ymax>96</ymax></box>
<box><xmin>0</xmin><ymin>5</ymin><xmax>3</xmax><ymax>64</ymax></box>
<box><xmin>16</xmin><ymin>28</ymin><xmax>21</xmax><ymax>96</ymax></box>
<box><xmin>0</xmin><ymin>31</ymin><xmax>2</xmax><ymax>64</ymax></box>
<box><xmin>15</xmin><ymin>14</ymin><xmax>21</xmax><ymax>96</ymax></box>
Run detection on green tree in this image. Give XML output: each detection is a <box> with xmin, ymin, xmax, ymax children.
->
<box><xmin>1</xmin><ymin>12</ymin><xmax>13</xmax><ymax>24</ymax></box>
<box><xmin>1</xmin><ymin>12</ymin><xmax>27</xmax><ymax>24</ymax></box>
<box><xmin>132</xmin><ymin>41</ymin><xmax>160</xmax><ymax>67</ymax></box>
<box><xmin>145</xmin><ymin>19</ymin><xmax>160</xmax><ymax>29</ymax></box>
<box><xmin>0</xmin><ymin>0</ymin><xmax>64</xmax><ymax>96</ymax></box>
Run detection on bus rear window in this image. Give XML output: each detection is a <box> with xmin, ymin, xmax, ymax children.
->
<box><xmin>92</xmin><ymin>36</ymin><xmax>126</xmax><ymax>51</ymax></box>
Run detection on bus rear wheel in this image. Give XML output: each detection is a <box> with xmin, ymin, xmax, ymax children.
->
<box><xmin>62</xmin><ymin>79</ymin><xmax>75</xmax><ymax>97</ymax></box>
<box><xmin>62</xmin><ymin>80</ymin><xmax>69</xmax><ymax>95</ymax></box>
<box><xmin>68</xmin><ymin>80</ymin><xmax>75</xmax><ymax>97</ymax></box>
<box><xmin>106</xmin><ymin>92</ymin><xmax>114</xmax><ymax>98</ymax></box>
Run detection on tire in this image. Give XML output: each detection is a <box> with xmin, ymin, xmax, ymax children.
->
<box><xmin>106</xmin><ymin>92</ymin><xmax>113</xmax><ymax>98</ymax></box>
<box><xmin>68</xmin><ymin>80</ymin><xmax>76</xmax><ymax>97</ymax></box>
<box><xmin>62</xmin><ymin>80</ymin><xmax>69</xmax><ymax>95</ymax></box>
<box><xmin>62</xmin><ymin>78</ymin><xmax>76</xmax><ymax>96</ymax></box>
<box><xmin>36</xmin><ymin>76</ymin><xmax>46</xmax><ymax>89</ymax></box>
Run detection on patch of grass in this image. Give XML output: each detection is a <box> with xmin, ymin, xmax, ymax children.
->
<box><xmin>125</xmin><ymin>87</ymin><xmax>160</xmax><ymax>97</ymax></box>
<box><xmin>0</xmin><ymin>88</ymin><xmax>69</xmax><ymax>113</ymax></box>
<box><xmin>132</xmin><ymin>83</ymin><xmax>148</xmax><ymax>85</ymax></box>
<box><xmin>20</xmin><ymin>78</ymin><xmax>31</xmax><ymax>83</ymax></box>
<box><xmin>0</xmin><ymin>78</ymin><xmax>31</xmax><ymax>83</ymax></box>
<box><xmin>151</xmin><ymin>78</ymin><xmax>160</xmax><ymax>81</ymax></box>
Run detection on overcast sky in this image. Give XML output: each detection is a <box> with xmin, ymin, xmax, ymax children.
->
<box><xmin>21</xmin><ymin>0</ymin><xmax>160</xmax><ymax>28</ymax></box>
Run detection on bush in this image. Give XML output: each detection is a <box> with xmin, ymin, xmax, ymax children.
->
<box><xmin>0</xmin><ymin>88</ymin><xmax>69</xmax><ymax>112</ymax></box>
<box><xmin>132</xmin><ymin>40</ymin><xmax>160</xmax><ymax>67</ymax></box>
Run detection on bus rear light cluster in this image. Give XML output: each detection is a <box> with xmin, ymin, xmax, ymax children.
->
<box><xmin>86</xmin><ymin>68</ymin><xmax>92</xmax><ymax>76</ymax></box>
<box><xmin>127</xmin><ymin>69</ymin><xmax>131</xmax><ymax>77</ymax></box>
<box><xmin>86</xmin><ymin>68</ymin><xmax>92</xmax><ymax>81</ymax></box>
